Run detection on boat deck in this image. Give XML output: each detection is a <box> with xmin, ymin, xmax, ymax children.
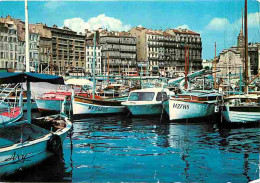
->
<box><xmin>0</xmin><ymin>123</ymin><xmax>50</xmax><ymax>148</ymax></box>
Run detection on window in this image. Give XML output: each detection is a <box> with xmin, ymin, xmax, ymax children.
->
<box><xmin>128</xmin><ymin>92</ymin><xmax>155</xmax><ymax>101</ymax></box>
<box><xmin>156</xmin><ymin>92</ymin><xmax>168</xmax><ymax>101</ymax></box>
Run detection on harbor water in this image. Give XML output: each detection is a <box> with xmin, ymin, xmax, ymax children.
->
<box><xmin>3</xmin><ymin>115</ymin><xmax>260</xmax><ymax>182</ymax></box>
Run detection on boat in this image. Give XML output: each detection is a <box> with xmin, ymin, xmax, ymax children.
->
<box><xmin>0</xmin><ymin>72</ymin><xmax>72</xmax><ymax>177</ymax></box>
<box><xmin>121</xmin><ymin>88</ymin><xmax>170</xmax><ymax>116</ymax></box>
<box><xmin>221</xmin><ymin>94</ymin><xmax>260</xmax><ymax>123</ymax></box>
<box><xmin>72</xmin><ymin>32</ymin><xmax>125</xmax><ymax>117</ymax></box>
<box><xmin>0</xmin><ymin>2</ymin><xmax>71</xmax><ymax>177</ymax></box>
<box><xmin>73</xmin><ymin>95</ymin><xmax>125</xmax><ymax>116</ymax></box>
<box><xmin>0</xmin><ymin>84</ymin><xmax>38</xmax><ymax>111</ymax></box>
<box><xmin>164</xmin><ymin>90</ymin><xmax>221</xmax><ymax>120</ymax></box>
<box><xmin>0</xmin><ymin>84</ymin><xmax>23</xmax><ymax>126</ymax></box>
<box><xmin>220</xmin><ymin>0</ymin><xmax>260</xmax><ymax>124</ymax></box>
<box><xmin>35</xmin><ymin>84</ymin><xmax>89</xmax><ymax>114</ymax></box>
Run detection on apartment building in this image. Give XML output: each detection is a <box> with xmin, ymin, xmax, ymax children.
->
<box><xmin>0</xmin><ymin>18</ymin><xmax>21</xmax><ymax>70</ymax></box>
<box><xmin>49</xmin><ymin>25</ymin><xmax>85</xmax><ymax>75</ymax></box>
<box><xmin>165</xmin><ymin>28</ymin><xmax>202</xmax><ymax>75</ymax></box>
<box><xmin>33</xmin><ymin>23</ymin><xmax>52</xmax><ymax>72</ymax></box>
<box><xmin>130</xmin><ymin>27</ymin><xmax>203</xmax><ymax>76</ymax></box>
<box><xmin>86</xmin><ymin>39</ymin><xmax>102</xmax><ymax>75</ymax></box>
<box><xmin>0</xmin><ymin>16</ymin><xmax>43</xmax><ymax>72</ymax></box>
<box><xmin>87</xmin><ymin>30</ymin><xmax>137</xmax><ymax>76</ymax></box>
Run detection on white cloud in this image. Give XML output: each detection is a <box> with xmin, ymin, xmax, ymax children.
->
<box><xmin>205</xmin><ymin>12</ymin><xmax>260</xmax><ymax>31</ymax></box>
<box><xmin>44</xmin><ymin>1</ymin><xmax>67</xmax><ymax>10</ymax></box>
<box><xmin>175</xmin><ymin>24</ymin><xmax>190</xmax><ymax>30</ymax></box>
<box><xmin>64</xmin><ymin>14</ymin><xmax>131</xmax><ymax>33</ymax></box>
<box><xmin>205</xmin><ymin>18</ymin><xmax>230</xmax><ymax>30</ymax></box>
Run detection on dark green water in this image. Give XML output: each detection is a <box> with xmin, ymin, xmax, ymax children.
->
<box><xmin>4</xmin><ymin>116</ymin><xmax>260</xmax><ymax>182</ymax></box>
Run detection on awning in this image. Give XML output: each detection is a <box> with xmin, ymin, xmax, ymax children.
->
<box><xmin>0</xmin><ymin>72</ymin><xmax>64</xmax><ymax>85</ymax></box>
<box><xmin>65</xmin><ymin>78</ymin><xmax>93</xmax><ymax>86</ymax></box>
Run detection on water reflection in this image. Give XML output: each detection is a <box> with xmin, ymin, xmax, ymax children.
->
<box><xmin>2</xmin><ymin>115</ymin><xmax>259</xmax><ymax>182</ymax></box>
<box><xmin>70</xmin><ymin>116</ymin><xmax>259</xmax><ymax>182</ymax></box>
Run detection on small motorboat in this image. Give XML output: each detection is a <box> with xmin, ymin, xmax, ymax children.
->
<box><xmin>121</xmin><ymin>88</ymin><xmax>170</xmax><ymax>116</ymax></box>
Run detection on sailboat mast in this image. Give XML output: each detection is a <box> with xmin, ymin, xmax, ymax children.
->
<box><xmin>92</xmin><ymin>32</ymin><xmax>97</xmax><ymax>99</ymax></box>
<box><xmin>107</xmin><ymin>52</ymin><xmax>109</xmax><ymax>83</ymax></box>
<box><xmin>25</xmin><ymin>0</ymin><xmax>29</xmax><ymax>72</ymax></box>
<box><xmin>214</xmin><ymin>42</ymin><xmax>217</xmax><ymax>89</ymax></box>
<box><xmin>25</xmin><ymin>0</ymin><xmax>31</xmax><ymax>123</ymax></box>
<box><xmin>244</xmin><ymin>0</ymin><xmax>248</xmax><ymax>93</ymax></box>
<box><xmin>184</xmin><ymin>45</ymin><xmax>189</xmax><ymax>90</ymax></box>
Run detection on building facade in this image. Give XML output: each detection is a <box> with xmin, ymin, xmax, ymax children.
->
<box><xmin>85</xmin><ymin>40</ymin><xmax>102</xmax><ymax>75</ymax></box>
<box><xmin>130</xmin><ymin>27</ymin><xmax>203</xmax><ymax>77</ymax></box>
<box><xmin>92</xmin><ymin>31</ymin><xmax>137</xmax><ymax>76</ymax></box>
<box><xmin>217</xmin><ymin>29</ymin><xmax>260</xmax><ymax>79</ymax></box>
<box><xmin>0</xmin><ymin>18</ymin><xmax>21</xmax><ymax>70</ymax></box>
<box><xmin>33</xmin><ymin>23</ymin><xmax>52</xmax><ymax>73</ymax></box>
<box><xmin>49</xmin><ymin>25</ymin><xmax>85</xmax><ymax>75</ymax></box>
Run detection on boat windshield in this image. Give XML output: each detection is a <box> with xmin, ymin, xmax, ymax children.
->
<box><xmin>156</xmin><ymin>92</ymin><xmax>168</xmax><ymax>101</ymax></box>
<box><xmin>128</xmin><ymin>92</ymin><xmax>155</xmax><ymax>101</ymax></box>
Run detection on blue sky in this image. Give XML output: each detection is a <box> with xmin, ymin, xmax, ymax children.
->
<box><xmin>0</xmin><ymin>0</ymin><xmax>259</xmax><ymax>59</ymax></box>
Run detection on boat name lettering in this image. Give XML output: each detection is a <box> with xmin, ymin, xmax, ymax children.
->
<box><xmin>88</xmin><ymin>105</ymin><xmax>108</xmax><ymax>112</ymax></box>
<box><xmin>172</xmin><ymin>103</ymin><xmax>189</xmax><ymax>110</ymax></box>
<box><xmin>2</xmin><ymin>151</ymin><xmax>30</xmax><ymax>163</ymax></box>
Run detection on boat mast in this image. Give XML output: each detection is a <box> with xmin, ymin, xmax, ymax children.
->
<box><xmin>184</xmin><ymin>44</ymin><xmax>189</xmax><ymax>90</ymax></box>
<box><xmin>25</xmin><ymin>0</ymin><xmax>29</xmax><ymax>72</ymax></box>
<box><xmin>25</xmin><ymin>0</ymin><xmax>31</xmax><ymax>123</ymax></box>
<box><xmin>107</xmin><ymin>52</ymin><xmax>109</xmax><ymax>83</ymax></box>
<box><xmin>244</xmin><ymin>0</ymin><xmax>249</xmax><ymax>93</ymax></box>
<box><xmin>92</xmin><ymin>32</ymin><xmax>97</xmax><ymax>99</ymax></box>
<box><xmin>214</xmin><ymin>42</ymin><xmax>217</xmax><ymax>89</ymax></box>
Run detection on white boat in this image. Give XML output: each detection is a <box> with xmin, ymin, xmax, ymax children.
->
<box><xmin>221</xmin><ymin>94</ymin><xmax>260</xmax><ymax>123</ymax></box>
<box><xmin>72</xmin><ymin>32</ymin><xmax>125</xmax><ymax>117</ymax></box>
<box><xmin>73</xmin><ymin>95</ymin><xmax>125</xmax><ymax>116</ymax></box>
<box><xmin>121</xmin><ymin>88</ymin><xmax>170</xmax><ymax>116</ymax></box>
<box><xmin>163</xmin><ymin>90</ymin><xmax>221</xmax><ymax>121</ymax></box>
<box><xmin>0</xmin><ymin>72</ymin><xmax>72</xmax><ymax>177</ymax></box>
<box><xmin>220</xmin><ymin>0</ymin><xmax>260</xmax><ymax>124</ymax></box>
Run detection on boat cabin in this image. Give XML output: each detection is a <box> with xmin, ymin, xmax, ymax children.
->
<box><xmin>127</xmin><ymin>88</ymin><xmax>169</xmax><ymax>102</ymax></box>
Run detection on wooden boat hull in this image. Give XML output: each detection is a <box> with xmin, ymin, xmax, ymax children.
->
<box><xmin>35</xmin><ymin>99</ymin><xmax>71</xmax><ymax>113</ymax></box>
<box><xmin>167</xmin><ymin>99</ymin><xmax>217</xmax><ymax>120</ymax></box>
<box><xmin>222</xmin><ymin>105</ymin><xmax>260</xmax><ymax>123</ymax></box>
<box><xmin>73</xmin><ymin>97</ymin><xmax>125</xmax><ymax>115</ymax></box>
<box><xmin>0</xmin><ymin>115</ymin><xmax>72</xmax><ymax>177</ymax></box>
<box><xmin>122</xmin><ymin>102</ymin><xmax>163</xmax><ymax>116</ymax></box>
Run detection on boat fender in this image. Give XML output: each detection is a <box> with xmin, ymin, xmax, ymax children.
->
<box><xmin>214</xmin><ymin>105</ymin><xmax>219</xmax><ymax>113</ymax></box>
<box><xmin>47</xmin><ymin>134</ymin><xmax>62</xmax><ymax>154</ymax></box>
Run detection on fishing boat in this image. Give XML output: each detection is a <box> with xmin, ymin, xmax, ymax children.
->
<box><xmin>0</xmin><ymin>72</ymin><xmax>72</xmax><ymax>177</ymax></box>
<box><xmin>121</xmin><ymin>88</ymin><xmax>170</xmax><ymax>116</ymax></box>
<box><xmin>73</xmin><ymin>95</ymin><xmax>125</xmax><ymax>116</ymax></box>
<box><xmin>35</xmin><ymin>84</ymin><xmax>89</xmax><ymax>113</ymax></box>
<box><xmin>164</xmin><ymin>90</ymin><xmax>221</xmax><ymax>120</ymax></box>
<box><xmin>220</xmin><ymin>0</ymin><xmax>260</xmax><ymax>124</ymax></box>
<box><xmin>221</xmin><ymin>94</ymin><xmax>260</xmax><ymax>123</ymax></box>
<box><xmin>0</xmin><ymin>1</ymin><xmax>71</xmax><ymax>177</ymax></box>
<box><xmin>72</xmin><ymin>32</ymin><xmax>125</xmax><ymax>117</ymax></box>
